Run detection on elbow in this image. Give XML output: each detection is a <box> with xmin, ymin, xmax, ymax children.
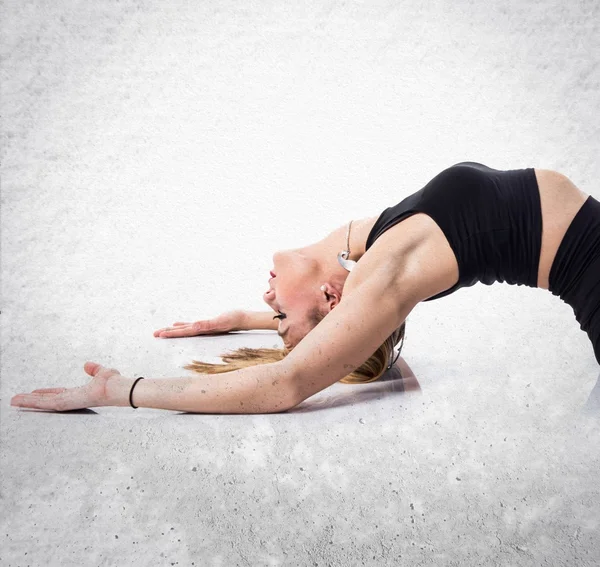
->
<box><xmin>265</xmin><ymin>400</ymin><xmax>297</xmax><ymax>414</ymax></box>
<box><xmin>246</xmin><ymin>394</ymin><xmax>297</xmax><ymax>414</ymax></box>
<box><xmin>265</xmin><ymin>386</ymin><xmax>300</xmax><ymax>413</ymax></box>
<box><xmin>261</xmin><ymin>360</ymin><xmax>302</xmax><ymax>413</ymax></box>
<box><xmin>244</xmin><ymin>370</ymin><xmax>301</xmax><ymax>413</ymax></box>
<box><xmin>244</xmin><ymin>360</ymin><xmax>302</xmax><ymax>414</ymax></box>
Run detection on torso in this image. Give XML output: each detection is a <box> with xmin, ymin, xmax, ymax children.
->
<box><xmin>349</xmin><ymin>168</ymin><xmax>589</xmax><ymax>300</ymax></box>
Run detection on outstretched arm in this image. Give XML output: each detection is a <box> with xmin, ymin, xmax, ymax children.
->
<box><xmin>154</xmin><ymin>310</ymin><xmax>279</xmax><ymax>338</ymax></box>
<box><xmin>11</xmin><ymin>359</ymin><xmax>297</xmax><ymax>414</ymax></box>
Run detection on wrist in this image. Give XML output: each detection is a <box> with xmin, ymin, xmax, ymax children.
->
<box><xmin>236</xmin><ymin>310</ymin><xmax>250</xmax><ymax>331</ymax></box>
<box><xmin>105</xmin><ymin>376</ymin><xmax>137</xmax><ymax>407</ymax></box>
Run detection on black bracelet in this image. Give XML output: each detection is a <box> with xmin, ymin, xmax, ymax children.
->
<box><xmin>129</xmin><ymin>377</ymin><xmax>145</xmax><ymax>409</ymax></box>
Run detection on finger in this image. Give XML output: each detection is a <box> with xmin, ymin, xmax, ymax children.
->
<box><xmin>192</xmin><ymin>320</ymin><xmax>226</xmax><ymax>334</ymax></box>
<box><xmin>172</xmin><ymin>322</ymin><xmax>190</xmax><ymax>326</ymax></box>
<box><xmin>157</xmin><ymin>326</ymin><xmax>196</xmax><ymax>338</ymax></box>
<box><xmin>83</xmin><ymin>362</ymin><xmax>120</xmax><ymax>377</ymax></box>
<box><xmin>11</xmin><ymin>392</ymin><xmax>65</xmax><ymax>411</ymax></box>
<box><xmin>31</xmin><ymin>388</ymin><xmax>68</xmax><ymax>394</ymax></box>
<box><xmin>84</xmin><ymin>361</ymin><xmax>102</xmax><ymax>376</ymax></box>
<box><xmin>154</xmin><ymin>326</ymin><xmax>176</xmax><ymax>334</ymax></box>
<box><xmin>157</xmin><ymin>324</ymin><xmax>193</xmax><ymax>334</ymax></box>
<box><xmin>12</xmin><ymin>385</ymin><xmax>91</xmax><ymax>411</ymax></box>
<box><xmin>154</xmin><ymin>325</ymin><xmax>189</xmax><ymax>337</ymax></box>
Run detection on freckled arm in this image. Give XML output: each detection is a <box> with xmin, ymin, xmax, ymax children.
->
<box><xmin>105</xmin><ymin>361</ymin><xmax>297</xmax><ymax>414</ymax></box>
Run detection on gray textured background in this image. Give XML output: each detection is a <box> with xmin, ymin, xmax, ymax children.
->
<box><xmin>2</xmin><ymin>1</ymin><xmax>600</xmax><ymax>565</ymax></box>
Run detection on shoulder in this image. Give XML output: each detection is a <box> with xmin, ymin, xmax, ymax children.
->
<box><xmin>347</xmin><ymin>212</ymin><xmax>460</xmax><ymax>304</ymax></box>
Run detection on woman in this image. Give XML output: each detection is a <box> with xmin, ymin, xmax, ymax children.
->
<box><xmin>10</xmin><ymin>162</ymin><xmax>599</xmax><ymax>413</ymax></box>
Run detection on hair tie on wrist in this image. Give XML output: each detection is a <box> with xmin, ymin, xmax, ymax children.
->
<box><xmin>130</xmin><ymin>377</ymin><xmax>145</xmax><ymax>409</ymax></box>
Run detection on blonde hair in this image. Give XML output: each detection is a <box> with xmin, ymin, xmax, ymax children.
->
<box><xmin>184</xmin><ymin>310</ymin><xmax>406</xmax><ymax>385</ymax></box>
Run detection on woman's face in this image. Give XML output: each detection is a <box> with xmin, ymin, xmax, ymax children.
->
<box><xmin>263</xmin><ymin>248</ymin><xmax>323</xmax><ymax>348</ymax></box>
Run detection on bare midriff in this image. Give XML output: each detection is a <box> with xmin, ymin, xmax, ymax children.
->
<box><xmin>533</xmin><ymin>168</ymin><xmax>588</xmax><ymax>289</ymax></box>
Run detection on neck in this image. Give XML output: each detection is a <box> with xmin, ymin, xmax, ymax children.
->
<box><xmin>332</xmin><ymin>217</ymin><xmax>378</xmax><ymax>263</ymax></box>
<box><xmin>305</xmin><ymin>216</ymin><xmax>379</xmax><ymax>290</ymax></box>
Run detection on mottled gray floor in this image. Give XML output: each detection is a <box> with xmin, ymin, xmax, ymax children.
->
<box><xmin>2</xmin><ymin>1</ymin><xmax>599</xmax><ymax>566</ymax></box>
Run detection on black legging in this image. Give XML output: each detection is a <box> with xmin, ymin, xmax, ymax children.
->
<box><xmin>549</xmin><ymin>195</ymin><xmax>600</xmax><ymax>365</ymax></box>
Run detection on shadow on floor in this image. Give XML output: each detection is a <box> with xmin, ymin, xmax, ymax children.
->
<box><xmin>287</xmin><ymin>356</ymin><xmax>421</xmax><ymax>413</ymax></box>
<box><xmin>582</xmin><ymin>370</ymin><xmax>600</xmax><ymax>415</ymax></box>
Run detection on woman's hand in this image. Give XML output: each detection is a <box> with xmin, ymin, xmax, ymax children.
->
<box><xmin>10</xmin><ymin>362</ymin><xmax>122</xmax><ymax>411</ymax></box>
<box><xmin>153</xmin><ymin>309</ymin><xmax>246</xmax><ymax>338</ymax></box>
